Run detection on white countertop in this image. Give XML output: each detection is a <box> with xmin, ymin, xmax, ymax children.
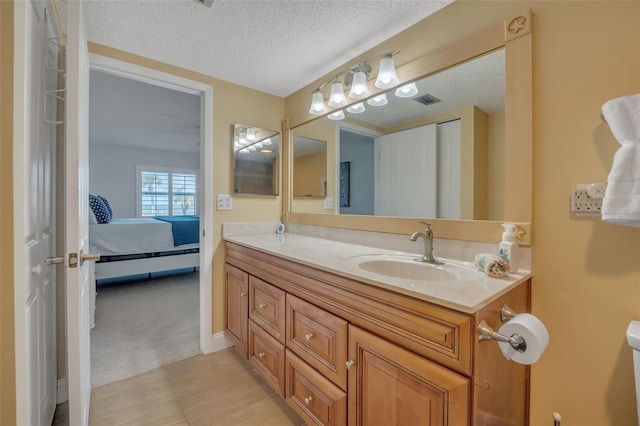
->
<box><xmin>224</xmin><ymin>233</ymin><xmax>532</xmax><ymax>314</ymax></box>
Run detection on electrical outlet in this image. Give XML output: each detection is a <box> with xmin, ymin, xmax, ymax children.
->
<box><xmin>571</xmin><ymin>184</ymin><xmax>604</xmax><ymax>216</ymax></box>
<box><xmin>216</xmin><ymin>194</ymin><xmax>232</xmax><ymax>211</ymax></box>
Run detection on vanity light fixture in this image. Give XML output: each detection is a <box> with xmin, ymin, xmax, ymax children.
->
<box><xmin>328</xmin><ymin>79</ymin><xmax>347</xmax><ymax>108</ymax></box>
<box><xmin>328</xmin><ymin>110</ymin><xmax>345</xmax><ymax>120</ymax></box>
<box><xmin>375</xmin><ymin>55</ymin><xmax>400</xmax><ymax>89</ymax></box>
<box><xmin>307</xmin><ymin>50</ymin><xmax>400</xmax><ymax>115</ymax></box>
<box><xmin>367</xmin><ymin>93</ymin><xmax>388</xmax><ymax>106</ymax></box>
<box><xmin>395</xmin><ymin>82</ymin><xmax>419</xmax><ymax>98</ymax></box>
<box><xmin>348</xmin><ymin>66</ymin><xmax>370</xmax><ymax>99</ymax></box>
<box><xmin>245</xmin><ymin>127</ymin><xmax>256</xmax><ymax>141</ymax></box>
<box><xmin>346</xmin><ymin>102</ymin><xmax>366</xmax><ymax>114</ymax></box>
<box><xmin>309</xmin><ymin>90</ymin><xmax>327</xmax><ymax>114</ymax></box>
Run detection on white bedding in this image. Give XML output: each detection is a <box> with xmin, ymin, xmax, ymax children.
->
<box><xmin>89</xmin><ymin>218</ymin><xmax>199</xmax><ymax>256</ymax></box>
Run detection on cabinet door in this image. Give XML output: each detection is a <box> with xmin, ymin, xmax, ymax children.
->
<box><xmin>348</xmin><ymin>326</ymin><xmax>469</xmax><ymax>426</ymax></box>
<box><xmin>224</xmin><ymin>263</ymin><xmax>249</xmax><ymax>358</ymax></box>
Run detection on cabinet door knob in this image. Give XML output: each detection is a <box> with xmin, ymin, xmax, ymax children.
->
<box><xmin>346</xmin><ymin>360</ymin><xmax>355</xmax><ymax>370</ymax></box>
<box><xmin>259</xmin><ymin>303</ymin><xmax>267</xmax><ymax>309</ymax></box>
<box><xmin>304</xmin><ymin>333</ymin><xmax>314</xmax><ymax>341</ymax></box>
<box><xmin>304</xmin><ymin>396</ymin><xmax>313</xmax><ymax>405</ymax></box>
<box><xmin>258</xmin><ymin>352</ymin><xmax>266</xmax><ymax>358</ymax></box>
<box><xmin>240</xmin><ymin>292</ymin><xmax>247</xmax><ymax>297</ymax></box>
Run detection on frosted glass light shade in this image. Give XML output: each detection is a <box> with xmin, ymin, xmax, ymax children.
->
<box><xmin>309</xmin><ymin>90</ymin><xmax>327</xmax><ymax>114</ymax></box>
<box><xmin>262</xmin><ymin>138</ymin><xmax>272</xmax><ymax>146</ymax></box>
<box><xmin>395</xmin><ymin>82</ymin><xmax>419</xmax><ymax>98</ymax></box>
<box><xmin>349</xmin><ymin>71</ymin><xmax>370</xmax><ymax>99</ymax></box>
<box><xmin>346</xmin><ymin>102</ymin><xmax>366</xmax><ymax>114</ymax></box>
<box><xmin>367</xmin><ymin>94</ymin><xmax>388</xmax><ymax>106</ymax></box>
<box><xmin>375</xmin><ymin>56</ymin><xmax>399</xmax><ymax>89</ymax></box>
<box><xmin>328</xmin><ymin>81</ymin><xmax>347</xmax><ymax>107</ymax></box>
<box><xmin>246</xmin><ymin>127</ymin><xmax>256</xmax><ymax>141</ymax></box>
<box><xmin>327</xmin><ymin>110</ymin><xmax>345</xmax><ymax>120</ymax></box>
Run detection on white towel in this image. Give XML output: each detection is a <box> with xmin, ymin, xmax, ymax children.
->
<box><xmin>601</xmin><ymin>93</ymin><xmax>640</xmax><ymax>227</ymax></box>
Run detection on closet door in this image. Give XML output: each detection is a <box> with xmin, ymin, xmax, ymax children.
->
<box><xmin>374</xmin><ymin>124</ymin><xmax>437</xmax><ymax>217</ymax></box>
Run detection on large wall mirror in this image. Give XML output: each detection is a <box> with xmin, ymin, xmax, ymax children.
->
<box><xmin>291</xmin><ymin>49</ymin><xmax>505</xmax><ymax>220</ymax></box>
<box><xmin>233</xmin><ymin>123</ymin><xmax>280</xmax><ymax>195</ymax></box>
<box><xmin>283</xmin><ymin>11</ymin><xmax>532</xmax><ymax>244</ymax></box>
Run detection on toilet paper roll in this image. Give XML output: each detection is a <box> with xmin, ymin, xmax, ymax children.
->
<box><xmin>497</xmin><ymin>313</ymin><xmax>549</xmax><ymax>365</ymax></box>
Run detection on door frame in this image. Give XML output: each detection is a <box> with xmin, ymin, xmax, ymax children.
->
<box><xmin>88</xmin><ymin>53</ymin><xmax>215</xmax><ymax>354</ymax></box>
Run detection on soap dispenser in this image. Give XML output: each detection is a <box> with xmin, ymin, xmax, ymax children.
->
<box><xmin>498</xmin><ymin>223</ymin><xmax>519</xmax><ymax>273</ymax></box>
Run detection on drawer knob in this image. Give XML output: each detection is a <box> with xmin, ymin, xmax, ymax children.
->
<box><xmin>240</xmin><ymin>292</ymin><xmax>247</xmax><ymax>297</ymax></box>
<box><xmin>304</xmin><ymin>333</ymin><xmax>314</xmax><ymax>341</ymax></box>
<box><xmin>346</xmin><ymin>360</ymin><xmax>355</xmax><ymax>370</ymax></box>
<box><xmin>259</xmin><ymin>303</ymin><xmax>267</xmax><ymax>309</ymax></box>
<box><xmin>258</xmin><ymin>352</ymin><xmax>266</xmax><ymax>358</ymax></box>
<box><xmin>304</xmin><ymin>396</ymin><xmax>313</xmax><ymax>405</ymax></box>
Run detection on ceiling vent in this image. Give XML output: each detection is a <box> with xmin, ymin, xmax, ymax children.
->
<box><xmin>413</xmin><ymin>93</ymin><xmax>441</xmax><ymax>106</ymax></box>
<box><xmin>192</xmin><ymin>0</ymin><xmax>214</xmax><ymax>7</ymax></box>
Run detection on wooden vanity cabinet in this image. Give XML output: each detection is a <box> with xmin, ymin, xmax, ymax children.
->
<box><xmin>225</xmin><ymin>242</ymin><xmax>530</xmax><ymax>426</ymax></box>
<box><xmin>224</xmin><ymin>263</ymin><xmax>249</xmax><ymax>358</ymax></box>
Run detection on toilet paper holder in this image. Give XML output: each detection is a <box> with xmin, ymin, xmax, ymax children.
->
<box><xmin>477</xmin><ymin>304</ymin><xmax>527</xmax><ymax>352</ymax></box>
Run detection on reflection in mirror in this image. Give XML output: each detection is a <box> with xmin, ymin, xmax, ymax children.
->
<box><xmin>293</xmin><ymin>135</ymin><xmax>327</xmax><ymax>197</ymax></box>
<box><xmin>291</xmin><ymin>49</ymin><xmax>505</xmax><ymax>220</ymax></box>
<box><xmin>233</xmin><ymin>124</ymin><xmax>280</xmax><ymax>195</ymax></box>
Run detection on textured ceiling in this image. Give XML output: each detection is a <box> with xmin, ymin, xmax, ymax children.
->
<box><xmin>83</xmin><ymin>0</ymin><xmax>453</xmax><ymax>97</ymax></box>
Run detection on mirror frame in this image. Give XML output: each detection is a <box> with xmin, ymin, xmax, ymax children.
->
<box><xmin>281</xmin><ymin>10</ymin><xmax>532</xmax><ymax>245</ymax></box>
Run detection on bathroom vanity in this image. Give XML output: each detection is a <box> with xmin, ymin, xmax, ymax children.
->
<box><xmin>224</xmin><ymin>233</ymin><xmax>531</xmax><ymax>426</ymax></box>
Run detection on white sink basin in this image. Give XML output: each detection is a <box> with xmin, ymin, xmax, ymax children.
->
<box><xmin>349</xmin><ymin>254</ymin><xmax>473</xmax><ymax>282</ymax></box>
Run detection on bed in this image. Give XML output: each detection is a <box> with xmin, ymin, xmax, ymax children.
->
<box><xmin>89</xmin><ymin>216</ymin><xmax>200</xmax><ymax>281</ymax></box>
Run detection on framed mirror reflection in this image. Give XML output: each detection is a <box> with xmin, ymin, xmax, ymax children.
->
<box><xmin>233</xmin><ymin>124</ymin><xmax>280</xmax><ymax>196</ymax></box>
<box><xmin>291</xmin><ymin>48</ymin><xmax>506</xmax><ymax>221</ymax></box>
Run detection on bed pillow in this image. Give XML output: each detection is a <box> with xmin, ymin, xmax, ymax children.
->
<box><xmin>97</xmin><ymin>195</ymin><xmax>113</xmax><ymax>219</ymax></box>
<box><xmin>89</xmin><ymin>208</ymin><xmax>97</xmax><ymax>224</ymax></box>
<box><xmin>89</xmin><ymin>194</ymin><xmax>111</xmax><ymax>224</ymax></box>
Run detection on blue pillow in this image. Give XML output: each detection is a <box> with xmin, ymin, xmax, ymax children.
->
<box><xmin>97</xmin><ymin>195</ymin><xmax>113</xmax><ymax>218</ymax></box>
<box><xmin>89</xmin><ymin>194</ymin><xmax>111</xmax><ymax>224</ymax></box>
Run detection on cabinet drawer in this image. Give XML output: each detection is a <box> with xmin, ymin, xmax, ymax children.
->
<box><xmin>286</xmin><ymin>294</ymin><xmax>348</xmax><ymax>390</ymax></box>
<box><xmin>248</xmin><ymin>320</ymin><xmax>285</xmax><ymax>396</ymax></box>
<box><xmin>249</xmin><ymin>275</ymin><xmax>286</xmax><ymax>343</ymax></box>
<box><xmin>286</xmin><ymin>349</ymin><xmax>347</xmax><ymax>426</ymax></box>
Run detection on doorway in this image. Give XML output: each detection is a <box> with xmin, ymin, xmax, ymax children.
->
<box><xmin>86</xmin><ymin>54</ymin><xmax>214</xmax><ymax>388</ymax></box>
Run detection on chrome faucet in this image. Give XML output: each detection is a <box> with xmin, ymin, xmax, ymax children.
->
<box><xmin>410</xmin><ymin>221</ymin><xmax>443</xmax><ymax>265</ymax></box>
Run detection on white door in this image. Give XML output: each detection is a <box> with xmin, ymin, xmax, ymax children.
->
<box><xmin>13</xmin><ymin>1</ymin><xmax>58</xmax><ymax>424</ymax></box>
<box><xmin>374</xmin><ymin>124</ymin><xmax>438</xmax><ymax>217</ymax></box>
<box><xmin>65</xmin><ymin>1</ymin><xmax>94</xmax><ymax>425</ymax></box>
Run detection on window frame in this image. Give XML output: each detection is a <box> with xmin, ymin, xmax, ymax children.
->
<box><xmin>136</xmin><ymin>165</ymin><xmax>199</xmax><ymax>217</ymax></box>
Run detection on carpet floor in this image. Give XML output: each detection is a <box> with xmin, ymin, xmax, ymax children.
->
<box><xmin>90</xmin><ymin>270</ymin><xmax>200</xmax><ymax>389</ymax></box>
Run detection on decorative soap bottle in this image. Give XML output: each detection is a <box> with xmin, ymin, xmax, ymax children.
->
<box><xmin>498</xmin><ymin>223</ymin><xmax>519</xmax><ymax>273</ymax></box>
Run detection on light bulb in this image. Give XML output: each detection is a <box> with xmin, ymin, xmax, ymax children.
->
<box><xmin>349</xmin><ymin>71</ymin><xmax>370</xmax><ymax>99</ymax></box>
<box><xmin>367</xmin><ymin>94</ymin><xmax>388</xmax><ymax>106</ymax></box>
<box><xmin>327</xmin><ymin>110</ymin><xmax>345</xmax><ymax>120</ymax></box>
<box><xmin>375</xmin><ymin>56</ymin><xmax>399</xmax><ymax>89</ymax></box>
<box><xmin>346</xmin><ymin>102</ymin><xmax>366</xmax><ymax>114</ymax></box>
<box><xmin>395</xmin><ymin>82</ymin><xmax>419</xmax><ymax>98</ymax></box>
<box><xmin>246</xmin><ymin>127</ymin><xmax>256</xmax><ymax>141</ymax></box>
<box><xmin>309</xmin><ymin>90</ymin><xmax>327</xmax><ymax>114</ymax></box>
<box><xmin>328</xmin><ymin>81</ymin><xmax>347</xmax><ymax>107</ymax></box>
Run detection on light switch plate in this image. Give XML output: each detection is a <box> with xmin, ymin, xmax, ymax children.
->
<box><xmin>216</xmin><ymin>194</ymin><xmax>232</xmax><ymax>211</ymax></box>
<box><xmin>323</xmin><ymin>197</ymin><xmax>334</xmax><ymax>210</ymax></box>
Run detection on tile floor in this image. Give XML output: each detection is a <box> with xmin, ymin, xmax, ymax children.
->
<box><xmin>53</xmin><ymin>348</ymin><xmax>305</xmax><ymax>425</ymax></box>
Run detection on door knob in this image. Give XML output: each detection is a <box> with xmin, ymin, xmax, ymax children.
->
<box><xmin>79</xmin><ymin>251</ymin><xmax>100</xmax><ymax>266</ymax></box>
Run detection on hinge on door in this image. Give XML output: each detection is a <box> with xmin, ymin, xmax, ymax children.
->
<box><xmin>68</xmin><ymin>253</ymin><xmax>78</xmax><ymax>268</ymax></box>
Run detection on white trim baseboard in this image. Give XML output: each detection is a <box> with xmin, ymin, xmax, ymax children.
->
<box><xmin>57</xmin><ymin>378</ymin><xmax>68</xmax><ymax>404</ymax></box>
<box><xmin>204</xmin><ymin>331</ymin><xmax>233</xmax><ymax>353</ymax></box>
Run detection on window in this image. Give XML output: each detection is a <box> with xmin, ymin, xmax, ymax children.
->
<box><xmin>137</xmin><ymin>166</ymin><xmax>198</xmax><ymax>217</ymax></box>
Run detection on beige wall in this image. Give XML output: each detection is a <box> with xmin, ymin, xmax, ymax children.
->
<box><xmin>0</xmin><ymin>1</ymin><xmax>15</xmax><ymax>424</ymax></box>
<box><xmin>284</xmin><ymin>1</ymin><xmax>640</xmax><ymax>425</ymax></box>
